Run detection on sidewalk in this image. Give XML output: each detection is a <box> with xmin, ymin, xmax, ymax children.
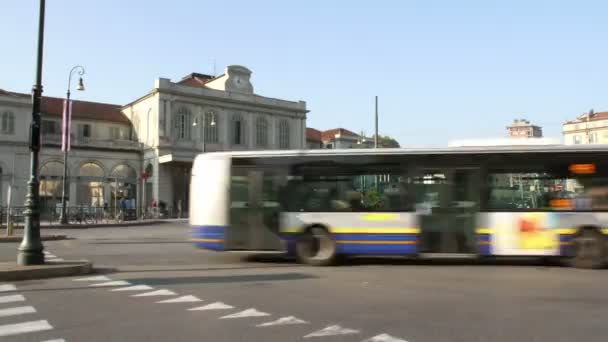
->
<box><xmin>0</xmin><ymin>243</ymin><xmax>92</xmax><ymax>281</ymax></box>
<box><xmin>0</xmin><ymin>234</ymin><xmax>68</xmax><ymax>243</ymax></box>
<box><xmin>10</xmin><ymin>218</ymin><xmax>187</xmax><ymax>230</ymax></box>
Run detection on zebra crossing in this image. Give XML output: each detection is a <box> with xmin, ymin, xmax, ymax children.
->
<box><xmin>0</xmin><ymin>283</ymin><xmax>64</xmax><ymax>341</ymax></box>
<box><xmin>72</xmin><ymin>275</ymin><xmax>410</xmax><ymax>342</ymax></box>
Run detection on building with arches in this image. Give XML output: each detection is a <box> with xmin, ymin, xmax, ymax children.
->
<box><xmin>0</xmin><ymin>65</ymin><xmax>307</xmax><ymax>217</ymax></box>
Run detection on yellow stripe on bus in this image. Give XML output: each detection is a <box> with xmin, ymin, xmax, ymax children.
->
<box><xmin>330</xmin><ymin>227</ymin><xmax>420</xmax><ymax>234</ymax></box>
<box><xmin>190</xmin><ymin>238</ymin><xmax>224</xmax><ymax>243</ymax></box>
<box><xmin>555</xmin><ymin>228</ymin><xmax>577</xmax><ymax>235</ymax></box>
<box><xmin>280</xmin><ymin>227</ymin><xmax>420</xmax><ymax>234</ymax></box>
<box><xmin>360</xmin><ymin>213</ymin><xmax>400</xmax><ymax>221</ymax></box>
<box><xmin>335</xmin><ymin>240</ymin><xmax>417</xmax><ymax>245</ymax></box>
<box><xmin>602</xmin><ymin>228</ymin><xmax>608</xmax><ymax>235</ymax></box>
<box><xmin>475</xmin><ymin>228</ymin><xmax>493</xmax><ymax>234</ymax></box>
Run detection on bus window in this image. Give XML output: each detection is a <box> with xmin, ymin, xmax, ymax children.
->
<box><xmin>286</xmin><ymin>173</ymin><xmax>410</xmax><ymax>212</ymax></box>
<box><xmin>487</xmin><ymin>171</ymin><xmax>608</xmax><ymax>211</ymax></box>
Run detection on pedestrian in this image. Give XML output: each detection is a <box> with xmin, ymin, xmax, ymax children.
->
<box><xmin>177</xmin><ymin>199</ymin><xmax>183</xmax><ymax>219</ymax></box>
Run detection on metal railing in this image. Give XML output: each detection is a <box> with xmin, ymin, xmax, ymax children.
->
<box><xmin>1</xmin><ymin>206</ymin><xmax>138</xmax><ymax>227</ymax></box>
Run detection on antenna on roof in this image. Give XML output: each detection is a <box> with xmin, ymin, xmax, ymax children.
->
<box><xmin>213</xmin><ymin>59</ymin><xmax>217</xmax><ymax>77</ymax></box>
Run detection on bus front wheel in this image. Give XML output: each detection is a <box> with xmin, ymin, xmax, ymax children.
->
<box><xmin>569</xmin><ymin>229</ymin><xmax>606</xmax><ymax>269</ymax></box>
<box><xmin>296</xmin><ymin>227</ymin><xmax>337</xmax><ymax>266</ymax></box>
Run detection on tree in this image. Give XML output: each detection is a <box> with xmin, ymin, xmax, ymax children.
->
<box><xmin>374</xmin><ymin>135</ymin><xmax>400</xmax><ymax>148</ymax></box>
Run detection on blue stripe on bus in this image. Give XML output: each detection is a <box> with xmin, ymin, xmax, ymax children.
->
<box><xmin>191</xmin><ymin>225</ymin><xmax>225</xmax><ymax>236</ymax></box>
<box><xmin>559</xmin><ymin>233</ymin><xmax>574</xmax><ymax>256</ymax></box>
<box><xmin>477</xmin><ymin>244</ymin><xmax>492</xmax><ymax>255</ymax></box>
<box><xmin>191</xmin><ymin>225</ymin><xmax>226</xmax><ymax>251</ymax></box>
<box><xmin>477</xmin><ymin>234</ymin><xmax>491</xmax><ymax>242</ymax></box>
<box><xmin>193</xmin><ymin>241</ymin><xmax>224</xmax><ymax>251</ymax></box>
<box><xmin>336</xmin><ymin>243</ymin><xmax>417</xmax><ymax>255</ymax></box>
<box><xmin>333</xmin><ymin>234</ymin><xmax>417</xmax><ymax>241</ymax></box>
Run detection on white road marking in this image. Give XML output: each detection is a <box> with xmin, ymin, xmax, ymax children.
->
<box><xmin>220</xmin><ymin>308</ymin><xmax>270</xmax><ymax>319</ymax></box>
<box><xmin>74</xmin><ymin>276</ymin><xmax>111</xmax><ymax>282</ymax></box>
<box><xmin>44</xmin><ymin>254</ymin><xmax>57</xmax><ymax>258</ymax></box>
<box><xmin>41</xmin><ymin>339</ymin><xmax>66</xmax><ymax>342</ymax></box>
<box><xmin>0</xmin><ymin>320</ymin><xmax>53</xmax><ymax>337</ymax></box>
<box><xmin>156</xmin><ymin>295</ymin><xmax>202</xmax><ymax>303</ymax></box>
<box><xmin>304</xmin><ymin>325</ymin><xmax>360</xmax><ymax>338</ymax></box>
<box><xmin>0</xmin><ymin>306</ymin><xmax>37</xmax><ymax>318</ymax></box>
<box><xmin>256</xmin><ymin>316</ymin><xmax>308</xmax><ymax>327</ymax></box>
<box><xmin>89</xmin><ymin>281</ymin><xmax>131</xmax><ymax>287</ymax></box>
<box><xmin>48</xmin><ymin>258</ymin><xmax>64</xmax><ymax>262</ymax></box>
<box><xmin>0</xmin><ymin>284</ymin><xmax>17</xmax><ymax>292</ymax></box>
<box><xmin>0</xmin><ymin>294</ymin><xmax>26</xmax><ymax>304</ymax></box>
<box><xmin>362</xmin><ymin>334</ymin><xmax>409</xmax><ymax>342</ymax></box>
<box><xmin>132</xmin><ymin>289</ymin><xmax>176</xmax><ymax>297</ymax></box>
<box><xmin>188</xmin><ymin>302</ymin><xmax>234</xmax><ymax>311</ymax></box>
<box><xmin>111</xmin><ymin>285</ymin><xmax>154</xmax><ymax>292</ymax></box>
<box><xmin>43</xmin><ymin>251</ymin><xmax>51</xmax><ymax>254</ymax></box>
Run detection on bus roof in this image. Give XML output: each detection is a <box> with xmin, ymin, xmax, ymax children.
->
<box><xmin>197</xmin><ymin>144</ymin><xmax>608</xmax><ymax>160</ymax></box>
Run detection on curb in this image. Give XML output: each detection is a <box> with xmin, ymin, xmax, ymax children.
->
<box><xmin>0</xmin><ymin>235</ymin><xmax>68</xmax><ymax>243</ymax></box>
<box><xmin>0</xmin><ymin>261</ymin><xmax>93</xmax><ymax>281</ymax></box>
<box><xmin>12</xmin><ymin>220</ymin><xmax>176</xmax><ymax>230</ymax></box>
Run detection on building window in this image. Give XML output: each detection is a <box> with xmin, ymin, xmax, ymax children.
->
<box><xmin>256</xmin><ymin>117</ymin><xmax>268</xmax><ymax>147</ymax></box>
<box><xmin>78</xmin><ymin>124</ymin><xmax>91</xmax><ymax>140</ymax></box>
<box><xmin>204</xmin><ymin>111</ymin><xmax>218</xmax><ymax>143</ymax></box>
<box><xmin>39</xmin><ymin>161</ymin><xmax>64</xmax><ymax>210</ymax></box>
<box><xmin>231</xmin><ymin>114</ymin><xmax>245</xmax><ymax>145</ymax></box>
<box><xmin>174</xmin><ymin>107</ymin><xmax>191</xmax><ymax>140</ymax></box>
<box><xmin>1</xmin><ymin>111</ymin><xmax>15</xmax><ymax>135</ymax></box>
<box><xmin>589</xmin><ymin>132</ymin><xmax>598</xmax><ymax>144</ymax></box>
<box><xmin>278</xmin><ymin>120</ymin><xmax>290</xmax><ymax>149</ymax></box>
<box><xmin>573</xmin><ymin>135</ymin><xmax>582</xmax><ymax>144</ymax></box>
<box><xmin>42</xmin><ymin>120</ymin><xmax>59</xmax><ymax>135</ymax></box>
<box><xmin>78</xmin><ymin>162</ymin><xmax>105</xmax><ymax>207</ymax></box>
<box><xmin>159</xmin><ymin>102</ymin><xmax>166</xmax><ymax>137</ymax></box>
<box><xmin>109</xmin><ymin>127</ymin><xmax>121</xmax><ymax>140</ymax></box>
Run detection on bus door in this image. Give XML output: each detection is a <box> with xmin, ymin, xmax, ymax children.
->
<box><xmin>225</xmin><ymin>168</ymin><xmax>284</xmax><ymax>251</ymax></box>
<box><xmin>415</xmin><ymin>168</ymin><xmax>479</xmax><ymax>254</ymax></box>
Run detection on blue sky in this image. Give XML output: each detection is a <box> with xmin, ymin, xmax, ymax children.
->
<box><xmin>2</xmin><ymin>0</ymin><xmax>608</xmax><ymax>146</ymax></box>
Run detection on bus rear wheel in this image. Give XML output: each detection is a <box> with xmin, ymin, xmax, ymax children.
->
<box><xmin>296</xmin><ymin>227</ymin><xmax>337</xmax><ymax>266</ymax></box>
<box><xmin>569</xmin><ymin>229</ymin><xmax>606</xmax><ymax>269</ymax></box>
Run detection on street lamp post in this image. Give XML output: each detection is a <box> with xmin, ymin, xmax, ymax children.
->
<box><xmin>193</xmin><ymin>111</ymin><xmax>216</xmax><ymax>153</ymax></box>
<box><xmin>58</xmin><ymin>66</ymin><xmax>85</xmax><ymax>225</ymax></box>
<box><xmin>18</xmin><ymin>0</ymin><xmax>46</xmax><ymax>265</ymax></box>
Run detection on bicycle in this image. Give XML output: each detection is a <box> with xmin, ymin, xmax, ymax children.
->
<box><xmin>69</xmin><ymin>210</ymin><xmax>94</xmax><ymax>225</ymax></box>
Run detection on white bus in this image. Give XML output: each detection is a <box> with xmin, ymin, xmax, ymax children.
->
<box><xmin>189</xmin><ymin>145</ymin><xmax>608</xmax><ymax>268</ymax></box>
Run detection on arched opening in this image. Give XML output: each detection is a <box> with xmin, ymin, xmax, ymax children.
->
<box><xmin>78</xmin><ymin>162</ymin><xmax>105</xmax><ymax>207</ymax></box>
<box><xmin>39</xmin><ymin>161</ymin><xmax>64</xmax><ymax>214</ymax></box>
<box><xmin>110</xmin><ymin>164</ymin><xmax>137</xmax><ymax>219</ymax></box>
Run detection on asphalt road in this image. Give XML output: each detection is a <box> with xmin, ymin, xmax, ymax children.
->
<box><xmin>1</xmin><ymin>222</ymin><xmax>608</xmax><ymax>342</ymax></box>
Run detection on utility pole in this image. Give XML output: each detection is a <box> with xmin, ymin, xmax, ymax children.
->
<box><xmin>374</xmin><ymin>96</ymin><xmax>378</xmax><ymax>148</ymax></box>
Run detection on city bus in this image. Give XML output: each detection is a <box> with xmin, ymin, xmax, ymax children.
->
<box><xmin>189</xmin><ymin>145</ymin><xmax>608</xmax><ymax>269</ymax></box>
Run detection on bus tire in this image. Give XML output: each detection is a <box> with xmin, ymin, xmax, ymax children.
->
<box><xmin>569</xmin><ymin>228</ymin><xmax>606</xmax><ymax>269</ymax></box>
<box><xmin>295</xmin><ymin>226</ymin><xmax>337</xmax><ymax>266</ymax></box>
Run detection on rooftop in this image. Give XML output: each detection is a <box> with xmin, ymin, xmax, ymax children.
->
<box><xmin>42</xmin><ymin>96</ymin><xmax>129</xmax><ymax>124</ymax></box>
<box><xmin>321</xmin><ymin>128</ymin><xmax>358</xmax><ymax>141</ymax></box>
<box><xmin>565</xmin><ymin>111</ymin><xmax>608</xmax><ymax>124</ymax></box>
<box><xmin>177</xmin><ymin>73</ymin><xmax>218</xmax><ymax>88</ymax></box>
<box><xmin>306</xmin><ymin>128</ymin><xmax>322</xmax><ymax>142</ymax></box>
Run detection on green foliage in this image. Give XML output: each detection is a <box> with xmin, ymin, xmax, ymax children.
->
<box><xmin>376</xmin><ymin>135</ymin><xmax>400</xmax><ymax>148</ymax></box>
<box><xmin>364</xmin><ymin>188</ymin><xmax>384</xmax><ymax>210</ymax></box>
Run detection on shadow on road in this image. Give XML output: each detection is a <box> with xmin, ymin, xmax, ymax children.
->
<box><xmin>242</xmin><ymin>254</ymin><xmax>566</xmax><ymax>268</ymax></box>
<box><xmin>89</xmin><ymin>241</ymin><xmax>191</xmax><ymax>245</ymax></box>
<box><xmin>126</xmin><ymin>272</ymin><xmax>317</xmax><ymax>286</ymax></box>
